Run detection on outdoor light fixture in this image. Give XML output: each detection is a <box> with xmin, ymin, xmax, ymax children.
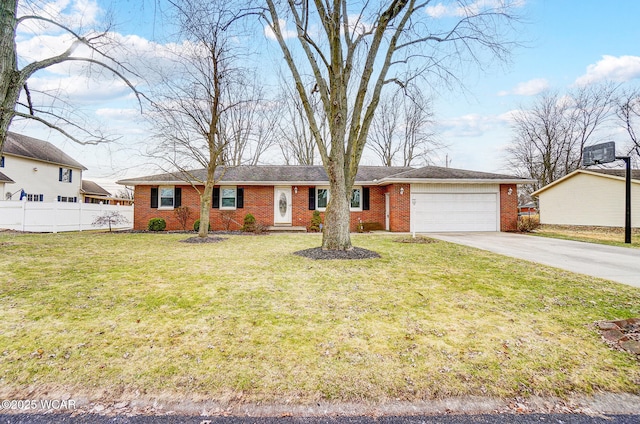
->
<box><xmin>507</xmin><ymin>187</ymin><xmax>513</xmax><ymax>195</ymax></box>
<box><xmin>33</xmin><ymin>167</ymin><xmax>38</xmax><ymax>172</ymax></box>
<box><xmin>400</xmin><ymin>187</ymin><xmax>404</xmax><ymax>195</ymax></box>
<box><xmin>294</xmin><ymin>186</ymin><xmax>298</xmax><ymax>194</ymax></box>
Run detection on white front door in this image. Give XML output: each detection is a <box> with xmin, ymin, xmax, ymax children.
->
<box><xmin>274</xmin><ymin>186</ymin><xmax>292</xmax><ymax>225</ymax></box>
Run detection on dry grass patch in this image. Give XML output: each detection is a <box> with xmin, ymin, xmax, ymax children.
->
<box><xmin>535</xmin><ymin>225</ymin><xmax>640</xmax><ymax>248</ymax></box>
<box><xmin>0</xmin><ymin>232</ymin><xmax>639</xmax><ymax>404</ymax></box>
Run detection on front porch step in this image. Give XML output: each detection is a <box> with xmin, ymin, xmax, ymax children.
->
<box><xmin>267</xmin><ymin>226</ymin><xmax>308</xmax><ymax>233</ymax></box>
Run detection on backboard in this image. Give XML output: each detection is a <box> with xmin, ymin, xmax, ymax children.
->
<box><xmin>583</xmin><ymin>141</ymin><xmax>616</xmax><ymax>166</ymax></box>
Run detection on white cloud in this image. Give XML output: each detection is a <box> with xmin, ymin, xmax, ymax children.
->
<box><xmin>497</xmin><ymin>78</ymin><xmax>549</xmax><ymax>96</ymax></box>
<box><xmin>437</xmin><ymin>113</ymin><xmax>511</xmax><ymax>138</ymax></box>
<box><xmin>426</xmin><ymin>0</ymin><xmax>526</xmax><ymax>18</ymax></box>
<box><xmin>264</xmin><ymin>19</ymin><xmax>297</xmax><ymax>40</ymax></box>
<box><xmin>18</xmin><ymin>0</ymin><xmax>102</xmax><ymax>34</ymax></box>
<box><xmin>575</xmin><ymin>55</ymin><xmax>640</xmax><ymax>85</ymax></box>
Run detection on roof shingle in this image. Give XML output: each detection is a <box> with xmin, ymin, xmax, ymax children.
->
<box><xmin>3</xmin><ymin>132</ymin><xmax>87</xmax><ymax>170</ymax></box>
<box><xmin>81</xmin><ymin>180</ymin><xmax>111</xmax><ymax>196</ymax></box>
<box><xmin>117</xmin><ymin>164</ymin><xmax>529</xmax><ymax>185</ymax></box>
<box><xmin>0</xmin><ymin>171</ymin><xmax>14</xmax><ymax>183</ymax></box>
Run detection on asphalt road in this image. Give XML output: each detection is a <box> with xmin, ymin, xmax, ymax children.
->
<box><xmin>428</xmin><ymin>232</ymin><xmax>640</xmax><ymax>288</ymax></box>
<box><xmin>1</xmin><ymin>414</ymin><xmax>640</xmax><ymax>423</ymax></box>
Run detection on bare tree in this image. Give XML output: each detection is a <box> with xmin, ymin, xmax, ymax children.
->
<box><xmin>615</xmin><ymin>87</ymin><xmax>640</xmax><ymax>157</ymax></box>
<box><xmin>369</xmin><ymin>87</ymin><xmax>437</xmax><ymax>166</ymax></box>
<box><xmin>92</xmin><ymin>211</ymin><xmax>130</xmax><ymax>232</ymax></box>
<box><xmin>507</xmin><ymin>84</ymin><xmax>616</xmax><ymax>192</ymax></box>
<box><xmin>0</xmin><ymin>0</ymin><xmax>142</xmax><ymax>152</ymax></box>
<box><xmin>370</xmin><ymin>93</ymin><xmax>401</xmax><ymax>166</ymax></box>
<box><xmin>147</xmin><ymin>0</ymin><xmax>252</xmax><ymax>238</ymax></box>
<box><xmin>219</xmin><ymin>81</ymin><xmax>278</xmax><ymax>166</ymax></box>
<box><xmin>264</xmin><ymin>0</ymin><xmax>520</xmax><ymax>250</ymax></box>
<box><xmin>277</xmin><ymin>80</ymin><xmax>320</xmax><ymax>165</ymax></box>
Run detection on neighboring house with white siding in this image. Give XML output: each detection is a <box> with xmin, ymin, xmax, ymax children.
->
<box><xmin>0</xmin><ymin>132</ymin><xmax>86</xmax><ymax>203</ymax></box>
<box><xmin>532</xmin><ymin>169</ymin><xmax>640</xmax><ymax>228</ymax></box>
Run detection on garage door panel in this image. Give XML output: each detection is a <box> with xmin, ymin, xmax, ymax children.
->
<box><xmin>413</xmin><ymin>193</ymin><xmax>498</xmax><ymax>232</ymax></box>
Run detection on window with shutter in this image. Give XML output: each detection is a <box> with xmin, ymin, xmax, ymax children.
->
<box><xmin>174</xmin><ymin>187</ymin><xmax>182</xmax><ymax>207</ymax></box>
<box><xmin>150</xmin><ymin>187</ymin><xmax>158</xmax><ymax>208</ymax></box>
<box><xmin>308</xmin><ymin>187</ymin><xmax>315</xmax><ymax>210</ymax></box>
<box><xmin>362</xmin><ymin>187</ymin><xmax>370</xmax><ymax>211</ymax></box>
<box><xmin>237</xmin><ymin>188</ymin><xmax>244</xmax><ymax>208</ymax></box>
<box><xmin>212</xmin><ymin>187</ymin><xmax>220</xmax><ymax>208</ymax></box>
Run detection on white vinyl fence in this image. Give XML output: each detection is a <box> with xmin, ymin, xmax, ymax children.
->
<box><xmin>0</xmin><ymin>201</ymin><xmax>134</xmax><ymax>232</ymax></box>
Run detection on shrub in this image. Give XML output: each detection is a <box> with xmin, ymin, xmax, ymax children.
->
<box><xmin>147</xmin><ymin>218</ymin><xmax>166</xmax><ymax>232</ymax></box>
<box><xmin>309</xmin><ymin>210</ymin><xmax>322</xmax><ymax>232</ymax></box>
<box><xmin>174</xmin><ymin>206</ymin><xmax>192</xmax><ymax>231</ymax></box>
<box><xmin>253</xmin><ymin>222</ymin><xmax>268</xmax><ymax>235</ymax></box>
<box><xmin>518</xmin><ymin>214</ymin><xmax>540</xmax><ymax>232</ymax></box>
<box><xmin>242</xmin><ymin>213</ymin><xmax>256</xmax><ymax>232</ymax></box>
<box><xmin>193</xmin><ymin>219</ymin><xmax>211</xmax><ymax>232</ymax></box>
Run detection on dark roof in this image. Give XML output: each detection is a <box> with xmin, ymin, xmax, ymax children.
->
<box><xmin>587</xmin><ymin>168</ymin><xmax>640</xmax><ymax>181</ymax></box>
<box><xmin>383</xmin><ymin>165</ymin><xmax>530</xmax><ymax>181</ymax></box>
<box><xmin>0</xmin><ymin>171</ymin><xmax>14</xmax><ymax>183</ymax></box>
<box><xmin>3</xmin><ymin>132</ymin><xmax>87</xmax><ymax>170</ymax></box>
<box><xmin>81</xmin><ymin>180</ymin><xmax>111</xmax><ymax>196</ymax></box>
<box><xmin>117</xmin><ymin>165</ymin><xmax>414</xmax><ymax>185</ymax></box>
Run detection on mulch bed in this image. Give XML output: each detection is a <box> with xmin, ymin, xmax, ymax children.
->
<box><xmin>394</xmin><ymin>236</ymin><xmax>440</xmax><ymax>244</ymax></box>
<box><xmin>180</xmin><ymin>236</ymin><xmax>227</xmax><ymax>244</ymax></box>
<box><xmin>294</xmin><ymin>246</ymin><xmax>380</xmax><ymax>260</ymax></box>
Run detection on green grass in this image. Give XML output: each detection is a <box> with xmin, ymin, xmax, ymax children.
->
<box><xmin>0</xmin><ymin>232</ymin><xmax>639</xmax><ymax>404</ymax></box>
<box><xmin>534</xmin><ymin>225</ymin><xmax>640</xmax><ymax>248</ymax></box>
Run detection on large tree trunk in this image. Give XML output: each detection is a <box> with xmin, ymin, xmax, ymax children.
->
<box><xmin>198</xmin><ymin>164</ymin><xmax>215</xmax><ymax>238</ymax></box>
<box><xmin>0</xmin><ymin>0</ymin><xmax>19</xmax><ymax>151</ymax></box>
<box><xmin>322</xmin><ymin>169</ymin><xmax>352</xmax><ymax>250</ymax></box>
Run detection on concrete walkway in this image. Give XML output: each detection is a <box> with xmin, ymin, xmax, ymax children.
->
<box><xmin>428</xmin><ymin>232</ymin><xmax>640</xmax><ymax>288</ymax></box>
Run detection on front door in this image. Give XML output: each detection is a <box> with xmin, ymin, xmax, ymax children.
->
<box><xmin>274</xmin><ymin>187</ymin><xmax>292</xmax><ymax>225</ymax></box>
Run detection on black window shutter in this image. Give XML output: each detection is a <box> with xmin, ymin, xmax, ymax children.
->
<box><xmin>362</xmin><ymin>187</ymin><xmax>370</xmax><ymax>210</ymax></box>
<box><xmin>212</xmin><ymin>187</ymin><xmax>220</xmax><ymax>208</ymax></box>
<box><xmin>308</xmin><ymin>187</ymin><xmax>316</xmax><ymax>210</ymax></box>
<box><xmin>174</xmin><ymin>187</ymin><xmax>182</xmax><ymax>207</ymax></box>
<box><xmin>150</xmin><ymin>187</ymin><xmax>158</xmax><ymax>208</ymax></box>
<box><xmin>59</xmin><ymin>168</ymin><xmax>63</xmax><ymax>181</ymax></box>
<box><xmin>69</xmin><ymin>169</ymin><xmax>72</xmax><ymax>183</ymax></box>
<box><xmin>39</xmin><ymin>194</ymin><xmax>43</xmax><ymax>201</ymax></box>
<box><xmin>237</xmin><ymin>188</ymin><xmax>244</xmax><ymax>208</ymax></box>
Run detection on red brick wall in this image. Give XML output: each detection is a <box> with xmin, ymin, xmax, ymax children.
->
<box><xmin>133</xmin><ymin>184</ymin><xmax>392</xmax><ymax>231</ymax></box>
<box><xmin>500</xmin><ymin>184</ymin><xmax>518</xmax><ymax>231</ymax></box>
<box><xmin>133</xmin><ymin>183</ymin><xmax>517</xmax><ymax>232</ymax></box>
<box><xmin>388</xmin><ymin>184</ymin><xmax>410</xmax><ymax>232</ymax></box>
<box><xmin>134</xmin><ymin>185</ymin><xmax>274</xmax><ymax>231</ymax></box>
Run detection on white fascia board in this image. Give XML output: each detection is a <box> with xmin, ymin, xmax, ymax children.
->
<box><xmin>377</xmin><ymin>178</ymin><xmax>537</xmax><ymax>185</ymax></box>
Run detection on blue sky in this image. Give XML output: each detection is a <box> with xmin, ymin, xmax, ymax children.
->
<box><xmin>10</xmin><ymin>0</ymin><xmax>640</xmax><ymax>192</ymax></box>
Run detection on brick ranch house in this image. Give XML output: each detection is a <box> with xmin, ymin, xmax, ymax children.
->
<box><xmin>117</xmin><ymin>165</ymin><xmax>533</xmax><ymax>232</ymax></box>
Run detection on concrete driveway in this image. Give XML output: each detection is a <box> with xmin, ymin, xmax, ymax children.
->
<box><xmin>428</xmin><ymin>232</ymin><xmax>640</xmax><ymax>288</ymax></box>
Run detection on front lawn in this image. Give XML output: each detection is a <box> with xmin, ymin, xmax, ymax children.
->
<box><xmin>0</xmin><ymin>232</ymin><xmax>638</xmax><ymax>404</ymax></box>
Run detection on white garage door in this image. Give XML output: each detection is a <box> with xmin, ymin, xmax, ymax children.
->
<box><xmin>413</xmin><ymin>193</ymin><xmax>498</xmax><ymax>232</ymax></box>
